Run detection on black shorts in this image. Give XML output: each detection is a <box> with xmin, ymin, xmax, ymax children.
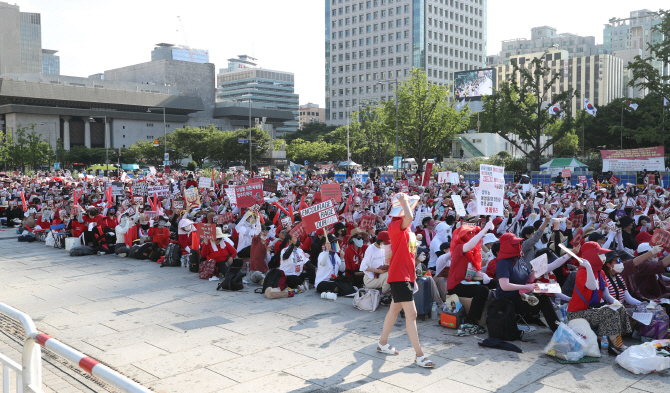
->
<box><xmin>390</xmin><ymin>281</ymin><xmax>414</xmax><ymax>303</ymax></box>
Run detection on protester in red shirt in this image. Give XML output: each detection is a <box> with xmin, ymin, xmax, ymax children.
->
<box><xmin>377</xmin><ymin>193</ymin><xmax>434</xmax><ymax>368</ymax></box>
<box><xmin>201</xmin><ymin>228</ymin><xmax>237</xmax><ymax>273</ymax></box>
<box><xmin>344</xmin><ymin>228</ymin><xmax>367</xmax><ymax>288</ymax></box>
<box><xmin>102</xmin><ymin>207</ymin><xmax>119</xmax><ymax>229</ymax></box>
<box><xmin>148</xmin><ymin>216</ymin><xmax>171</xmax><ymax>249</ymax></box>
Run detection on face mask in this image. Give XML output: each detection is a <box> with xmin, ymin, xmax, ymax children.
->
<box><xmin>613</xmin><ymin>264</ymin><xmax>624</xmax><ymax>274</ymax></box>
<box><xmin>157</xmin><ymin>222</ymin><xmax>165</xmax><ymax>228</ymax></box>
<box><xmin>353</xmin><ymin>238</ymin><xmax>364</xmax><ymax>248</ymax></box>
<box><xmin>92</xmin><ymin>198</ymin><xmax>98</xmax><ymax>202</ymax></box>
<box><xmin>418</xmin><ymin>253</ymin><xmax>426</xmax><ymax>262</ymax></box>
<box><xmin>120</xmin><ymin>217</ymin><xmax>128</xmax><ymax>226</ymax></box>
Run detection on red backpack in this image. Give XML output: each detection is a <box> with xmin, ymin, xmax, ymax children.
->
<box><xmin>199</xmin><ymin>259</ymin><xmax>218</xmax><ymax>279</ymax></box>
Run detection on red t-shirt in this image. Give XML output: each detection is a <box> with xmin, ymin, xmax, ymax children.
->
<box><xmin>447</xmin><ymin>244</ymin><xmax>470</xmax><ymax>290</ymax></box>
<box><xmin>567</xmin><ymin>269</ymin><xmax>607</xmax><ymax>312</ymax></box>
<box><xmin>485</xmin><ymin>257</ymin><xmax>499</xmax><ymax>279</ymax></box>
<box><xmin>201</xmin><ymin>240</ymin><xmax>237</xmax><ymax>262</ymax></box>
<box><xmin>387</xmin><ymin>218</ymin><xmax>417</xmax><ymax>283</ymax></box>
<box><xmin>344</xmin><ymin>244</ymin><xmax>367</xmax><ymax>277</ymax></box>
<box><xmin>148</xmin><ymin>227</ymin><xmax>170</xmax><ymax>249</ymax></box>
<box><xmin>71</xmin><ymin>221</ymin><xmax>86</xmax><ymax>238</ymax></box>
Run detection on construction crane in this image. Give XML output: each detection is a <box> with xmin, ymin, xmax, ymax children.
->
<box><xmin>176</xmin><ymin>16</ymin><xmax>195</xmax><ymax>63</ymax></box>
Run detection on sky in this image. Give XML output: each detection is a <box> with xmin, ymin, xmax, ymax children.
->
<box><xmin>14</xmin><ymin>0</ymin><xmax>669</xmax><ymax>108</ymax></box>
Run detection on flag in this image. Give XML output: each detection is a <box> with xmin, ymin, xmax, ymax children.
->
<box><xmin>549</xmin><ymin>103</ymin><xmax>561</xmax><ymax>116</ymax></box>
<box><xmin>584</xmin><ymin>98</ymin><xmax>597</xmax><ymax>117</ymax></box>
<box><xmin>623</xmin><ymin>100</ymin><xmax>638</xmax><ymax>110</ymax></box>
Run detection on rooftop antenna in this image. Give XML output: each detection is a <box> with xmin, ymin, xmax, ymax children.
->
<box><xmin>176</xmin><ymin>16</ymin><xmax>195</xmax><ymax>62</ymax></box>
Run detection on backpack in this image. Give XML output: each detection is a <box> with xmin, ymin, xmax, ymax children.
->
<box><xmin>217</xmin><ymin>267</ymin><xmax>245</xmax><ymax>291</ymax></box>
<box><xmin>255</xmin><ymin>268</ymin><xmax>287</xmax><ymax>294</ymax></box>
<box><xmin>199</xmin><ymin>259</ymin><xmax>218</xmax><ymax>280</ymax></box>
<box><xmin>161</xmin><ymin>243</ymin><xmax>181</xmax><ymax>267</ymax></box>
<box><xmin>188</xmin><ymin>249</ymin><xmax>200</xmax><ymax>273</ymax></box>
<box><xmin>634</xmin><ymin>303</ymin><xmax>669</xmax><ymax>340</ymax></box>
<box><xmin>69</xmin><ymin>245</ymin><xmax>95</xmax><ymax>256</ymax></box>
<box><xmin>486</xmin><ymin>299</ymin><xmax>522</xmax><ymax>341</ymax></box>
<box><xmin>128</xmin><ymin>244</ymin><xmax>142</xmax><ymax>259</ymax></box>
<box><xmin>268</xmin><ymin>250</ymin><xmax>282</xmax><ymax>269</ymax></box>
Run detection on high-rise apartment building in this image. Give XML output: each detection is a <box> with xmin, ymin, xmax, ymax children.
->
<box><xmin>216</xmin><ymin>55</ymin><xmax>299</xmax><ymax>137</ymax></box>
<box><xmin>151</xmin><ymin>43</ymin><xmax>210</xmax><ymax>64</ymax></box>
<box><xmin>42</xmin><ymin>49</ymin><xmax>60</xmax><ymax>75</ymax></box>
<box><xmin>495</xmin><ymin>48</ymin><xmax>623</xmax><ymax>114</ymax></box>
<box><xmin>325</xmin><ymin>0</ymin><xmax>488</xmax><ymax>125</ymax></box>
<box><xmin>496</xmin><ymin>26</ymin><xmax>601</xmax><ymax>66</ymax></box>
<box><xmin>299</xmin><ymin>103</ymin><xmax>326</xmax><ymax>128</ymax></box>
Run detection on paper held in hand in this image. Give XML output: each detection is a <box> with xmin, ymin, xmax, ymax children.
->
<box><xmin>533</xmin><ymin>283</ymin><xmax>562</xmax><ymax>294</ymax></box>
<box><xmin>388</xmin><ymin>195</ymin><xmax>420</xmax><ymax>217</ymax></box>
<box><xmin>529</xmin><ymin>253</ymin><xmax>548</xmax><ymax>276</ymax></box>
<box><xmin>451</xmin><ymin>195</ymin><xmax>467</xmax><ymax>216</ymax></box>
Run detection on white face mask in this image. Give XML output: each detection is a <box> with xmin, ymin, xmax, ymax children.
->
<box><xmin>120</xmin><ymin>217</ymin><xmax>128</xmax><ymax>226</ymax></box>
<box><xmin>613</xmin><ymin>264</ymin><xmax>624</xmax><ymax>274</ymax></box>
<box><xmin>418</xmin><ymin>253</ymin><xmax>426</xmax><ymax>262</ymax></box>
<box><xmin>352</xmin><ymin>238</ymin><xmax>364</xmax><ymax>248</ymax></box>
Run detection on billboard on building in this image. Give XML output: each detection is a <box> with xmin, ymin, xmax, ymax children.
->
<box><xmin>453</xmin><ymin>68</ymin><xmax>496</xmax><ymax>101</ymax></box>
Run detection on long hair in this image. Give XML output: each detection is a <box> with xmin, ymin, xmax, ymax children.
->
<box><xmin>451</xmin><ymin>225</ymin><xmax>483</xmax><ymax>271</ymax></box>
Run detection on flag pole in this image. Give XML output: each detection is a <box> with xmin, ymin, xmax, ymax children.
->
<box><xmin>620</xmin><ymin>101</ymin><xmax>623</xmax><ymax>150</ymax></box>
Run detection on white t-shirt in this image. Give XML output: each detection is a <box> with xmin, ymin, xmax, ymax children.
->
<box><xmin>279</xmin><ymin>246</ymin><xmax>308</xmax><ymax>276</ymax></box>
<box><xmin>359</xmin><ymin>244</ymin><xmax>386</xmax><ymax>279</ymax></box>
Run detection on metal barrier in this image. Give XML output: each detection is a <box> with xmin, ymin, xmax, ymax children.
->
<box><xmin>0</xmin><ymin>302</ymin><xmax>151</xmax><ymax>393</ymax></box>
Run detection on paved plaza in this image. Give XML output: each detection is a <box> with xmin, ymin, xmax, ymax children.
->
<box><xmin>0</xmin><ymin>230</ymin><xmax>669</xmax><ymax>393</ymax></box>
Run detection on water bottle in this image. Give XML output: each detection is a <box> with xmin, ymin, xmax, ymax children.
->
<box><xmin>600</xmin><ymin>335</ymin><xmax>609</xmax><ymax>357</ymax></box>
<box><xmin>431</xmin><ymin>302</ymin><xmax>437</xmax><ymax>319</ymax></box>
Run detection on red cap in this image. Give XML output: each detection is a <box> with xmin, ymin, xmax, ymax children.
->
<box><xmin>376</xmin><ymin>231</ymin><xmax>391</xmax><ymax>245</ymax></box>
<box><xmin>493</xmin><ymin>217</ymin><xmax>503</xmax><ymax>226</ymax></box>
<box><xmin>500</xmin><ymin>232</ymin><xmax>524</xmax><ymax>245</ymax></box>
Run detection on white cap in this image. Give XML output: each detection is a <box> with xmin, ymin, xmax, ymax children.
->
<box><xmin>482</xmin><ymin>233</ymin><xmax>498</xmax><ymax>246</ymax></box>
<box><xmin>637</xmin><ymin>242</ymin><xmax>652</xmax><ymax>254</ymax></box>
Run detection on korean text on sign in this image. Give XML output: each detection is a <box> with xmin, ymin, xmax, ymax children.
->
<box><xmin>477</xmin><ymin>164</ymin><xmax>504</xmax><ymax>216</ymax></box>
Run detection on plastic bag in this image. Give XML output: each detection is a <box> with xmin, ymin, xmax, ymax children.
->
<box><xmin>568</xmin><ymin>319</ymin><xmax>600</xmax><ymax>357</ymax></box>
<box><xmin>543</xmin><ymin>322</ymin><xmax>587</xmax><ymax>360</ymax></box>
<box><xmin>616</xmin><ymin>343</ymin><xmax>670</xmax><ymax>374</ymax></box>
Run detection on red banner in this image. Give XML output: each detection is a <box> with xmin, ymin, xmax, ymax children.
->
<box><xmin>422</xmin><ymin>162</ymin><xmax>433</xmax><ymax>187</ymax></box>
<box><xmin>196</xmin><ymin>223</ymin><xmax>216</xmax><ymax>242</ymax></box>
<box><xmin>320</xmin><ymin>184</ymin><xmax>342</xmax><ymax>202</ymax></box>
<box><xmin>651</xmin><ymin>228</ymin><xmax>670</xmax><ymax>249</ymax></box>
<box><xmin>235</xmin><ymin>183</ymin><xmax>263</xmax><ymax>208</ymax></box>
<box><xmin>299</xmin><ymin>199</ymin><xmax>338</xmax><ymax>233</ymax></box>
<box><xmin>398</xmin><ymin>180</ymin><xmax>409</xmax><ymax>193</ymax></box>
<box><xmin>609</xmin><ymin>176</ymin><xmax>620</xmax><ymax>186</ymax></box>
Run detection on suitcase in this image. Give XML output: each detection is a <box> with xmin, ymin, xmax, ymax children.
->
<box><xmin>414</xmin><ymin>276</ymin><xmax>433</xmax><ymax>320</ymax></box>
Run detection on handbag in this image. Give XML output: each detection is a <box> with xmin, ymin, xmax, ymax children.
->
<box><xmin>353</xmin><ymin>288</ymin><xmax>381</xmax><ymax>312</ymax></box>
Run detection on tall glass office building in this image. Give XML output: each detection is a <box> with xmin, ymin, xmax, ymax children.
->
<box><xmin>19</xmin><ymin>12</ymin><xmax>42</xmax><ymax>74</ymax></box>
<box><xmin>151</xmin><ymin>43</ymin><xmax>210</xmax><ymax>64</ymax></box>
<box><xmin>42</xmin><ymin>49</ymin><xmax>60</xmax><ymax>75</ymax></box>
<box><xmin>325</xmin><ymin>0</ymin><xmax>487</xmax><ymax>125</ymax></box>
<box><xmin>217</xmin><ymin>56</ymin><xmax>300</xmax><ymax>137</ymax></box>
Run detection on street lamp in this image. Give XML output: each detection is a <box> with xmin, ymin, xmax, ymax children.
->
<box><xmin>88</xmin><ymin>116</ymin><xmax>109</xmax><ymax>172</ymax></box>
<box><xmin>41</xmin><ymin>121</ymin><xmax>57</xmax><ymax>171</ymax></box>
<box><xmin>241</xmin><ymin>95</ymin><xmax>253</xmax><ymax>172</ymax></box>
<box><xmin>147</xmin><ymin>107</ymin><xmax>167</xmax><ymax>165</ymax></box>
<box><xmin>377</xmin><ymin>78</ymin><xmax>399</xmax><ymax>178</ymax></box>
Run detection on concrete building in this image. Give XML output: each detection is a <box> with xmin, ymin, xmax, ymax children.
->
<box><xmin>325</xmin><ymin>0</ymin><xmax>488</xmax><ymax>125</ymax></box>
<box><xmin>299</xmin><ymin>103</ymin><xmax>326</xmax><ymax>128</ymax></box>
<box><xmin>41</xmin><ymin>49</ymin><xmax>60</xmax><ymax>75</ymax></box>
<box><xmin>450</xmin><ymin>132</ymin><xmax>553</xmax><ymax>159</ymax></box>
<box><xmin>217</xmin><ymin>55</ymin><xmax>299</xmax><ymax>137</ymax></box>
<box><xmin>151</xmin><ymin>43</ymin><xmax>210</xmax><ymax>64</ymax></box>
<box><xmin>495</xmin><ymin>48</ymin><xmax>623</xmax><ymax>114</ymax></box>
<box><xmin>603</xmin><ymin>9</ymin><xmax>667</xmax><ymax>99</ymax></box>
<box><xmin>496</xmin><ymin>26</ymin><xmax>601</xmax><ymax>66</ymax></box>
<box><xmin>0</xmin><ymin>2</ymin><xmax>59</xmax><ymax>75</ymax></box>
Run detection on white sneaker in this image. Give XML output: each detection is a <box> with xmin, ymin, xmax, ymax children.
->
<box><xmin>97</xmin><ymin>251</ymin><xmax>104</xmax><ymax>256</ymax></box>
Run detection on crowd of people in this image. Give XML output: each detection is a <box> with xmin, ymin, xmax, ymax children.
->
<box><xmin>1</xmin><ymin>167</ymin><xmax>670</xmax><ymax>366</ymax></box>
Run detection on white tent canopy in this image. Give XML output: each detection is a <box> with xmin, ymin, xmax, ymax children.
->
<box><xmin>337</xmin><ymin>161</ymin><xmax>361</xmax><ymax>168</ymax></box>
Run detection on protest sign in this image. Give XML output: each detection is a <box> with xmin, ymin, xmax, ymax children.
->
<box><xmin>184</xmin><ymin>187</ymin><xmax>200</xmax><ymax>208</ymax></box>
<box><xmin>477</xmin><ymin>164</ymin><xmax>505</xmax><ymax>216</ymax></box>
<box><xmin>133</xmin><ymin>196</ymin><xmax>144</xmax><ymax>205</ymax></box>
<box><xmin>451</xmin><ymin>195</ymin><xmax>467</xmax><ymax>216</ymax></box>
<box><xmin>224</xmin><ymin>187</ymin><xmax>237</xmax><ymax>204</ymax></box>
<box><xmin>198</xmin><ymin>177</ymin><xmax>213</xmax><ymax>189</ymax></box>
<box><xmin>648</xmin><ymin>174</ymin><xmax>656</xmax><ymax>184</ymax></box>
<box><xmin>422</xmin><ymin>162</ymin><xmax>433</xmax><ymax>187</ymax></box>
<box><xmin>438</xmin><ymin>171</ymin><xmax>459</xmax><ymax>184</ymax></box>
<box><xmin>562</xmin><ymin>168</ymin><xmax>571</xmax><ymax>178</ymax></box>
<box><xmin>143</xmin><ymin>211</ymin><xmax>158</xmax><ymax>221</ymax></box>
<box><xmin>570</xmin><ymin>214</ymin><xmax>583</xmax><ymax>229</ymax></box>
<box><xmin>196</xmin><ymin>223</ymin><xmax>216</xmax><ymax>242</ymax></box>
<box><xmin>281</xmin><ymin>216</ymin><xmax>292</xmax><ymax>228</ymax></box>
<box><xmin>133</xmin><ymin>182</ymin><xmax>148</xmax><ymax>196</ymax></box>
<box><xmin>570</xmin><ymin>228</ymin><xmax>584</xmax><ymax>247</ymax></box>
<box><xmin>299</xmin><ymin>199</ymin><xmax>338</xmax><ymax>233</ymax></box>
<box><xmin>320</xmin><ymin>184</ymin><xmax>342</xmax><ymax>202</ymax></box>
<box><xmin>578</xmin><ymin>176</ymin><xmax>587</xmax><ymax>185</ymax></box>
<box><xmin>651</xmin><ymin>228</ymin><xmax>670</xmax><ymax>249</ymax></box>
<box><xmin>359</xmin><ymin>213</ymin><xmax>376</xmax><ymax>231</ymax></box>
<box><xmin>398</xmin><ymin>180</ymin><xmax>409</xmax><ymax>193</ymax></box>
<box><xmin>148</xmin><ymin>185</ymin><xmax>169</xmax><ymax>197</ymax></box>
<box><xmin>609</xmin><ymin>176</ymin><xmax>620</xmax><ymax>187</ymax></box>
<box><xmin>105</xmin><ymin>182</ymin><xmax>124</xmax><ymax>196</ymax></box>
<box><xmin>234</xmin><ymin>183</ymin><xmax>263</xmax><ymax>208</ymax></box>
<box><xmin>289</xmin><ymin>221</ymin><xmax>306</xmax><ymax>239</ymax></box>
<box><xmin>263</xmin><ymin>178</ymin><xmax>278</xmax><ymax>193</ymax></box>
<box><xmin>172</xmin><ymin>200</ymin><xmax>184</xmax><ymax>211</ymax></box>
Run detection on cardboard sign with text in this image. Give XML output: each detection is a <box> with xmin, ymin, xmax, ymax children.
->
<box><xmin>651</xmin><ymin>228</ymin><xmax>670</xmax><ymax>249</ymax></box>
<box><xmin>359</xmin><ymin>213</ymin><xmax>376</xmax><ymax>231</ymax></box>
<box><xmin>172</xmin><ymin>200</ymin><xmax>184</xmax><ymax>211</ymax></box>
<box><xmin>438</xmin><ymin>171</ymin><xmax>459</xmax><ymax>184</ymax></box>
<box><xmin>320</xmin><ymin>184</ymin><xmax>342</xmax><ymax>202</ymax></box>
<box><xmin>195</xmin><ymin>223</ymin><xmax>216</xmax><ymax>242</ymax></box>
<box><xmin>609</xmin><ymin>176</ymin><xmax>620</xmax><ymax>186</ymax></box>
<box><xmin>198</xmin><ymin>177</ymin><xmax>213</xmax><ymax>189</ymax></box>
<box><xmin>234</xmin><ymin>183</ymin><xmax>263</xmax><ymax>208</ymax></box>
<box><xmin>133</xmin><ymin>196</ymin><xmax>144</xmax><ymax>205</ymax></box>
<box><xmin>299</xmin><ymin>199</ymin><xmax>338</xmax><ymax>233</ymax></box>
<box><xmin>398</xmin><ymin>180</ymin><xmax>409</xmax><ymax>193</ymax></box>
<box><xmin>570</xmin><ymin>214</ymin><xmax>583</xmax><ymax>229</ymax></box>
<box><xmin>148</xmin><ymin>185</ymin><xmax>169</xmax><ymax>197</ymax></box>
<box><xmin>263</xmin><ymin>178</ymin><xmax>278</xmax><ymax>194</ymax></box>
<box><xmin>570</xmin><ymin>228</ymin><xmax>584</xmax><ymax>247</ymax></box>
<box><xmin>289</xmin><ymin>221</ymin><xmax>306</xmax><ymax>239</ymax></box>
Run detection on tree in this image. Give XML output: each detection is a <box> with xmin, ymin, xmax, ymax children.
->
<box><xmin>286</xmin><ymin>138</ymin><xmax>334</xmax><ymax>163</ymax></box>
<box><xmin>627</xmin><ymin>9</ymin><xmax>670</xmax><ymax>105</ymax></box>
<box><xmin>284</xmin><ymin>122</ymin><xmax>338</xmax><ymax>144</ymax></box>
<box><xmin>382</xmin><ymin>68</ymin><xmax>470</xmax><ymax>174</ymax></box>
<box><xmin>7</xmin><ymin>125</ymin><xmax>54</xmax><ymax>172</ymax></box>
<box><xmin>347</xmin><ymin>106</ymin><xmax>394</xmax><ymax>168</ymax></box>
<box><xmin>479</xmin><ymin>57</ymin><xmax>578</xmax><ymax>170</ymax></box>
<box><xmin>546</xmin><ymin>120</ymin><xmax>579</xmax><ymax>157</ymax></box>
<box><xmin>224</xmin><ymin>128</ymin><xmax>272</xmax><ymax>168</ymax></box>
<box><xmin>172</xmin><ymin>126</ymin><xmax>215</xmax><ymax>167</ymax></box>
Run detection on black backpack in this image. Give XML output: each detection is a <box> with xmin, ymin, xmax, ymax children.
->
<box><xmin>217</xmin><ymin>267</ymin><xmax>245</xmax><ymax>291</ymax></box>
<box><xmin>188</xmin><ymin>249</ymin><xmax>200</xmax><ymax>273</ymax></box>
<box><xmin>161</xmin><ymin>243</ymin><xmax>181</xmax><ymax>267</ymax></box>
<box><xmin>486</xmin><ymin>299</ymin><xmax>522</xmax><ymax>341</ymax></box>
<box><xmin>255</xmin><ymin>268</ymin><xmax>286</xmax><ymax>294</ymax></box>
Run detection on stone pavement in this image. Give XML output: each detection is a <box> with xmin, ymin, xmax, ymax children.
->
<box><xmin>0</xmin><ymin>229</ymin><xmax>669</xmax><ymax>393</ymax></box>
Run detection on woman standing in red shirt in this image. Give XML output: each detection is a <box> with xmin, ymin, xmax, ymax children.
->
<box><xmin>377</xmin><ymin>193</ymin><xmax>434</xmax><ymax>368</ymax></box>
